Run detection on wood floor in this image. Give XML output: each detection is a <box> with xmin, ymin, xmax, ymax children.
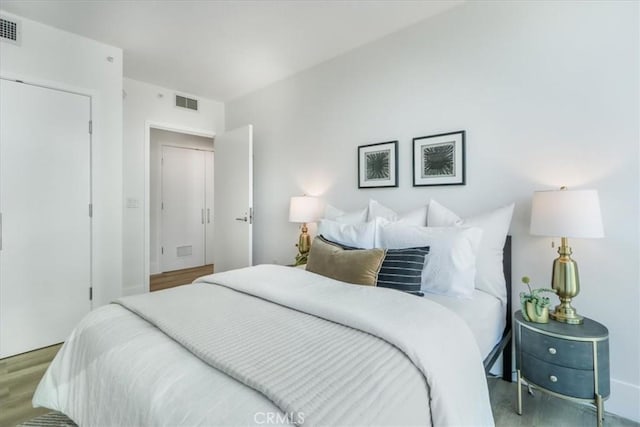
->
<box><xmin>150</xmin><ymin>264</ymin><xmax>213</xmax><ymax>292</ymax></box>
<box><xmin>1</xmin><ymin>349</ymin><xmax>638</xmax><ymax>427</ymax></box>
<box><xmin>0</xmin><ymin>344</ymin><xmax>62</xmax><ymax>427</ymax></box>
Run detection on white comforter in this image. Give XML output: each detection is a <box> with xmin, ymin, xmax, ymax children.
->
<box><xmin>34</xmin><ymin>265</ymin><xmax>493</xmax><ymax>426</ymax></box>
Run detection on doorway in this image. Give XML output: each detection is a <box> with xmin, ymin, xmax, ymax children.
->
<box><xmin>149</xmin><ymin>128</ymin><xmax>214</xmax><ymax>290</ymax></box>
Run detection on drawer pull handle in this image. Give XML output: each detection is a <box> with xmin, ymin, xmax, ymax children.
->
<box><xmin>549</xmin><ymin>375</ymin><xmax>558</xmax><ymax>383</ymax></box>
<box><xmin>548</xmin><ymin>347</ymin><xmax>557</xmax><ymax>355</ymax></box>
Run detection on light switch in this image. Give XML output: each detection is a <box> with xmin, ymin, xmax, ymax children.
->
<box><xmin>126</xmin><ymin>198</ymin><xmax>139</xmax><ymax>208</ymax></box>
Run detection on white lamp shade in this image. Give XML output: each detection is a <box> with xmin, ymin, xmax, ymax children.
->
<box><xmin>530</xmin><ymin>189</ymin><xmax>604</xmax><ymax>238</ymax></box>
<box><xmin>289</xmin><ymin>196</ymin><xmax>322</xmax><ymax>223</ymax></box>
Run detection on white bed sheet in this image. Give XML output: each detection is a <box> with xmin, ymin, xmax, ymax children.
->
<box><xmin>422</xmin><ymin>289</ymin><xmax>506</xmax><ymax>359</ymax></box>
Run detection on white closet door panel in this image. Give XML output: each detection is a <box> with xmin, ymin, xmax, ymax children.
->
<box><xmin>0</xmin><ymin>80</ymin><xmax>91</xmax><ymax>358</ymax></box>
<box><xmin>205</xmin><ymin>151</ymin><xmax>214</xmax><ymax>265</ymax></box>
<box><xmin>161</xmin><ymin>146</ymin><xmax>205</xmax><ymax>272</ymax></box>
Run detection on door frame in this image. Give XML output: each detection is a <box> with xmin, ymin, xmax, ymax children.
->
<box><xmin>144</xmin><ymin>121</ymin><xmax>215</xmax><ymax>293</ymax></box>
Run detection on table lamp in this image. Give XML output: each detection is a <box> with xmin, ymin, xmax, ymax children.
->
<box><xmin>530</xmin><ymin>187</ymin><xmax>604</xmax><ymax>324</ymax></box>
<box><xmin>289</xmin><ymin>196</ymin><xmax>322</xmax><ymax>266</ymax></box>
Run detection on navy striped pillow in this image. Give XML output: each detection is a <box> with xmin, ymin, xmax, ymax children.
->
<box><xmin>377</xmin><ymin>247</ymin><xmax>429</xmax><ymax>296</ymax></box>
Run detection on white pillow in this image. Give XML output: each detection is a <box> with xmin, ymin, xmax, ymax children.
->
<box><xmin>376</xmin><ymin>219</ymin><xmax>483</xmax><ymax>298</ymax></box>
<box><xmin>317</xmin><ymin>219</ymin><xmax>376</xmax><ymax>249</ymax></box>
<box><xmin>324</xmin><ymin>204</ymin><xmax>368</xmax><ymax>224</ymax></box>
<box><xmin>367</xmin><ymin>199</ymin><xmax>428</xmax><ymax>226</ymax></box>
<box><xmin>427</xmin><ymin>200</ymin><xmax>515</xmax><ymax>303</ymax></box>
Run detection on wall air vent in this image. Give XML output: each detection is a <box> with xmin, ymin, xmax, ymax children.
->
<box><xmin>175</xmin><ymin>94</ymin><xmax>198</xmax><ymax>111</ymax></box>
<box><xmin>0</xmin><ymin>17</ymin><xmax>20</xmax><ymax>45</ymax></box>
<box><xmin>176</xmin><ymin>245</ymin><xmax>193</xmax><ymax>257</ymax></box>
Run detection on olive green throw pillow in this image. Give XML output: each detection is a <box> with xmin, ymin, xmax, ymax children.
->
<box><xmin>306</xmin><ymin>236</ymin><xmax>385</xmax><ymax>286</ymax></box>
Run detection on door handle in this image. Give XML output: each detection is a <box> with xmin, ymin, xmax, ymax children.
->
<box><xmin>207</xmin><ymin>208</ymin><xmax>211</xmax><ymax>224</ymax></box>
<box><xmin>201</xmin><ymin>209</ymin><xmax>205</xmax><ymax>224</ymax></box>
<box><xmin>235</xmin><ymin>216</ymin><xmax>248</xmax><ymax>222</ymax></box>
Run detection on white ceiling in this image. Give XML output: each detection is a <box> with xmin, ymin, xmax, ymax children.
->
<box><xmin>0</xmin><ymin>1</ymin><xmax>462</xmax><ymax>101</ymax></box>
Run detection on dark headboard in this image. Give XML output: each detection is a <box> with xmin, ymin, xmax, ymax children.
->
<box><xmin>483</xmin><ymin>235</ymin><xmax>512</xmax><ymax>381</ymax></box>
<box><xmin>503</xmin><ymin>235</ymin><xmax>512</xmax><ymax>334</ymax></box>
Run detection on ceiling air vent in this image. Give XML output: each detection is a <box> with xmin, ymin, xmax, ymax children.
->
<box><xmin>175</xmin><ymin>94</ymin><xmax>198</xmax><ymax>111</ymax></box>
<box><xmin>0</xmin><ymin>17</ymin><xmax>20</xmax><ymax>45</ymax></box>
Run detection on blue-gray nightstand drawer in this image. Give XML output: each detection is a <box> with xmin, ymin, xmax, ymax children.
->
<box><xmin>521</xmin><ymin>352</ymin><xmax>595</xmax><ymax>399</ymax></box>
<box><xmin>520</xmin><ymin>327</ymin><xmax>593</xmax><ymax>370</ymax></box>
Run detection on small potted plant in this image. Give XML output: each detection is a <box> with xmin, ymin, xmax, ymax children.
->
<box><xmin>520</xmin><ymin>276</ymin><xmax>556</xmax><ymax>323</ymax></box>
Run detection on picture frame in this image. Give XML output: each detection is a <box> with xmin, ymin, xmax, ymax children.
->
<box><xmin>358</xmin><ymin>140</ymin><xmax>398</xmax><ymax>188</ymax></box>
<box><xmin>412</xmin><ymin>130</ymin><xmax>465</xmax><ymax>187</ymax></box>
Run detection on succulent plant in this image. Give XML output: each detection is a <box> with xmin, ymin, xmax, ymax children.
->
<box><xmin>520</xmin><ymin>276</ymin><xmax>556</xmax><ymax>321</ymax></box>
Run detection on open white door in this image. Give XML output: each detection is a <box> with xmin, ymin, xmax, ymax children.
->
<box><xmin>213</xmin><ymin>125</ymin><xmax>253</xmax><ymax>272</ymax></box>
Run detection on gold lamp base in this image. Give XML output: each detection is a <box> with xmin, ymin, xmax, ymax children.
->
<box><xmin>549</xmin><ymin>237</ymin><xmax>584</xmax><ymax>325</ymax></box>
<box><xmin>294</xmin><ymin>223</ymin><xmax>311</xmax><ymax>266</ymax></box>
<box><xmin>550</xmin><ymin>303</ymin><xmax>584</xmax><ymax>325</ymax></box>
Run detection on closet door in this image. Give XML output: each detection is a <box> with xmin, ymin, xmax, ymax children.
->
<box><xmin>205</xmin><ymin>151</ymin><xmax>215</xmax><ymax>265</ymax></box>
<box><xmin>161</xmin><ymin>146</ymin><xmax>206</xmax><ymax>272</ymax></box>
<box><xmin>0</xmin><ymin>79</ymin><xmax>91</xmax><ymax>358</ymax></box>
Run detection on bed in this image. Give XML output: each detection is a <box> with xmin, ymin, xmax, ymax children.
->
<box><xmin>33</xmin><ymin>237</ymin><xmax>512</xmax><ymax>426</ymax></box>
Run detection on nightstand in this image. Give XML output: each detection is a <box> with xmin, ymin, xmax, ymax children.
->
<box><xmin>515</xmin><ymin>310</ymin><xmax>610</xmax><ymax>427</ymax></box>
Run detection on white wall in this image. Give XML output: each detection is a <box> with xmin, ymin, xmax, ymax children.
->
<box><xmin>123</xmin><ymin>78</ymin><xmax>224</xmax><ymax>295</ymax></box>
<box><xmin>0</xmin><ymin>12</ymin><xmax>123</xmax><ymax>308</ymax></box>
<box><xmin>226</xmin><ymin>1</ymin><xmax>639</xmax><ymax>421</ymax></box>
<box><xmin>149</xmin><ymin>129</ymin><xmax>214</xmax><ymax>274</ymax></box>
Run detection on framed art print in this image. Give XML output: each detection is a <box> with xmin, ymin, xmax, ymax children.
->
<box><xmin>413</xmin><ymin>131</ymin><xmax>465</xmax><ymax>186</ymax></box>
<box><xmin>358</xmin><ymin>140</ymin><xmax>398</xmax><ymax>188</ymax></box>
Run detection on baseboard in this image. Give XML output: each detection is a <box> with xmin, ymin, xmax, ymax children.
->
<box><xmin>607</xmin><ymin>379</ymin><xmax>640</xmax><ymax>422</ymax></box>
<box><xmin>150</xmin><ymin>261</ymin><xmax>159</xmax><ymax>275</ymax></box>
<box><xmin>122</xmin><ymin>284</ymin><xmax>145</xmax><ymax>297</ymax></box>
